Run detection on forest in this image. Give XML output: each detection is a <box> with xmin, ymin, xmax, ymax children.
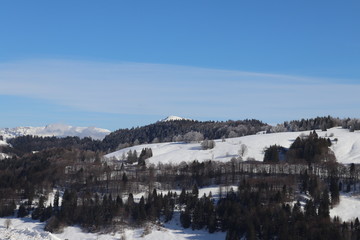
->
<box><xmin>2</xmin><ymin>116</ymin><xmax>360</xmax><ymax>239</ymax></box>
<box><xmin>4</xmin><ymin>116</ymin><xmax>360</xmax><ymax>157</ymax></box>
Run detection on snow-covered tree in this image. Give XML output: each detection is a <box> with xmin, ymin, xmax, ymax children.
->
<box><xmin>201</xmin><ymin>139</ymin><xmax>216</xmax><ymax>150</ymax></box>
<box><xmin>183</xmin><ymin>131</ymin><xmax>204</xmax><ymax>143</ymax></box>
<box><xmin>238</xmin><ymin>144</ymin><xmax>248</xmax><ymax>159</ymax></box>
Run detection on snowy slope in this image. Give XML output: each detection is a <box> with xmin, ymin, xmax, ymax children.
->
<box><xmin>0</xmin><ymin>124</ymin><xmax>111</xmax><ymax>140</ymax></box>
<box><xmin>0</xmin><ymin>217</ymin><xmax>60</xmax><ymax>240</ymax></box>
<box><xmin>106</xmin><ymin>127</ymin><xmax>360</xmax><ymax>165</ymax></box>
<box><xmin>330</xmin><ymin>194</ymin><xmax>360</xmax><ymax>222</ymax></box>
<box><xmin>0</xmin><ymin>216</ymin><xmax>225</xmax><ymax>240</ymax></box>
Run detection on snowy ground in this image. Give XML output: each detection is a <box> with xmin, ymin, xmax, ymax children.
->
<box><xmin>106</xmin><ymin>127</ymin><xmax>360</xmax><ymax>165</ymax></box>
<box><xmin>330</xmin><ymin>194</ymin><xmax>360</xmax><ymax>222</ymax></box>
<box><xmin>55</xmin><ymin>215</ymin><xmax>226</xmax><ymax>240</ymax></box>
<box><xmin>0</xmin><ymin>217</ymin><xmax>59</xmax><ymax>240</ymax></box>
<box><xmin>0</xmin><ymin>214</ymin><xmax>226</xmax><ymax>240</ymax></box>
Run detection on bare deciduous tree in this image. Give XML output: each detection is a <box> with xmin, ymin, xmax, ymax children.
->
<box><xmin>5</xmin><ymin>219</ymin><xmax>11</xmax><ymax>229</ymax></box>
<box><xmin>183</xmin><ymin>131</ymin><xmax>204</xmax><ymax>143</ymax></box>
<box><xmin>238</xmin><ymin>144</ymin><xmax>248</xmax><ymax>159</ymax></box>
<box><xmin>201</xmin><ymin>139</ymin><xmax>216</xmax><ymax>150</ymax></box>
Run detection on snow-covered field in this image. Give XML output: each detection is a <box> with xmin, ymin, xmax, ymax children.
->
<box><xmin>106</xmin><ymin>127</ymin><xmax>360</xmax><ymax>165</ymax></box>
<box><xmin>0</xmin><ymin>217</ymin><xmax>59</xmax><ymax>240</ymax></box>
<box><xmin>0</xmin><ymin>216</ymin><xmax>225</xmax><ymax>240</ymax></box>
<box><xmin>330</xmin><ymin>194</ymin><xmax>360</xmax><ymax>222</ymax></box>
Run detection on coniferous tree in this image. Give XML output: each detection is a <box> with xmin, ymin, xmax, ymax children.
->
<box><xmin>40</xmin><ymin>205</ymin><xmax>52</xmax><ymax>222</ymax></box>
<box><xmin>138</xmin><ymin>196</ymin><xmax>147</xmax><ymax>222</ymax></box>
<box><xmin>179</xmin><ymin>188</ymin><xmax>187</xmax><ymax>205</ymax></box>
<box><xmin>192</xmin><ymin>184</ymin><xmax>199</xmax><ymax>198</ymax></box>
<box><xmin>263</xmin><ymin>145</ymin><xmax>280</xmax><ymax>163</ymax></box>
<box><xmin>32</xmin><ymin>195</ymin><xmax>46</xmax><ymax>220</ymax></box>
<box><xmin>330</xmin><ymin>177</ymin><xmax>340</xmax><ymax>206</ymax></box>
<box><xmin>318</xmin><ymin>189</ymin><xmax>330</xmax><ymax>218</ymax></box>
<box><xmin>180</xmin><ymin>206</ymin><xmax>191</xmax><ymax>229</ymax></box>
<box><xmin>17</xmin><ymin>204</ymin><xmax>28</xmax><ymax>218</ymax></box>
<box><xmin>192</xmin><ymin>200</ymin><xmax>205</xmax><ymax>230</ymax></box>
<box><xmin>53</xmin><ymin>190</ymin><xmax>60</xmax><ymax>214</ymax></box>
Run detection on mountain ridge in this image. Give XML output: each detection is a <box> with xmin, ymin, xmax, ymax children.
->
<box><xmin>0</xmin><ymin>123</ymin><xmax>111</xmax><ymax>140</ymax></box>
<box><xmin>159</xmin><ymin>115</ymin><xmax>193</xmax><ymax>122</ymax></box>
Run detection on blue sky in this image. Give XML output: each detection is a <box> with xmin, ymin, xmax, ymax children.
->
<box><xmin>1</xmin><ymin>1</ymin><xmax>359</xmax><ymax>130</ymax></box>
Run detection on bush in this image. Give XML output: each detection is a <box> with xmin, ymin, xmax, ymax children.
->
<box><xmin>44</xmin><ymin>216</ymin><xmax>63</xmax><ymax>233</ymax></box>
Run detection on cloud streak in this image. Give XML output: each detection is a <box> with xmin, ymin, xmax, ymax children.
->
<box><xmin>0</xmin><ymin>59</ymin><xmax>359</xmax><ymax>123</ymax></box>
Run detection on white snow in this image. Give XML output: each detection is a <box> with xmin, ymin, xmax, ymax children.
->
<box><xmin>0</xmin><ymin>124</ymin><xmax>111</xmax><ymax>140</ymax></box>
<box><xmin>159</xmin><ymin>116</ymin><xmax>192</xmax><ymax>122</ymax></box>
<box><xmin>0</xmin><ymin>152</ymin><xmax>10</xmax><ymax>160</ymax></box>
<box><xmin>45</xmin><ymin>190</ymin><xmax>63</xmax><ymax>208</ymax></box>
<box><xmin>130</xmin><ymin>185</ymin><xmax>238</xmax><ymax>203</ymax></box>
<box><xmin>0</xmin><ymin>216</ymin><xmax>225</xmax><ymax>240</ymax></box>
<box><xmin>106</xmin><ymin>127</ymin><xmax>360</xmax><ymax>165</ymax></box>
<box><xmin>0</xmin><ymin>217</ymin><xmax>60</xmax><ymax>240</ymax></box>
<box><xmin>54</xmin><ymin>220</ymin><xmax>226</xmax><ymax>240</ymax></box>
<box><xmin>330</xmin><ymin>194</ymin><xmax>360</xmax><ymax>222</ymax></box>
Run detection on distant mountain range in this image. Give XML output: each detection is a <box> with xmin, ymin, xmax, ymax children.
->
<box><xmin>0</xmin><ymin>116</ymin><xmax>190</xmax><ymax>141</ymax></box>
<box><xmin>0</xmin><ymin>123</ymin><xmax>111</xmax><ymax>140</ymax></box>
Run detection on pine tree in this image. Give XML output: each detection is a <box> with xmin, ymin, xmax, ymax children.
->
<box><xmin>180</xmin><ymin>206</ymin><xmax>191</xmax><ymax>228</ymax></box>
<box><xmin>116</xmin><ymin>195</ymin><xmax>123</xmax><ymax>208</ymax></box>
<box><xmin>32</xmin><ymin>195</ymin><xmax>46</xmax><ymax>220</ymax></box>
<box><xmin>17</xmin><ymin>204</ymin><xmax>28</xmax><ymax>218</ymax></box>
<box><xmin>304</xmin><ymin>199</ymin><xmax>316</xmax><ymax>218</ymax></box>
<box><xmin>179</xmin><ymin>188</ymin><xmax>186</xmax><ymax>205</ymax></box>
<box><xmin>192</xmin><ymin>184</ymin><xmax>199</xmax><ymax>198</ymax></box>
<box><xmin>192</xmin><ymin>200</ymin><xmax>205</xmax><ymax>230</ymax></box>
<box><xmin>138</xmin><ymin>196</ymin><xmax>147</xmax><ymax>222</ymax></box>
<box><xmin>53</xmin><ymin>190</ymin><xmax>60</xmax><ymax>214</ymax></box>
<box><xmin>40</xmin><ymin>205</ymin><xmax>52</xmax><ymax>222</ymax></box>
<box><xmin>330</xmin><ymin>177</ymin><xmax>340</xmax><ymax>206</ymax></box>
<box><xmin>122</xmin><ymin>173</ymin><xmax>128</xmax><ymax>183</ymax></box>
<box><xmin>318</xmin><ymin>189</ymin><xmax>330</xmax><ymax>218</ymax></box>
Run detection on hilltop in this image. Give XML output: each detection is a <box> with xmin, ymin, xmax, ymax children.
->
<box><xmin>105</xmin><ymin>127</ymin><xmax>359</xmax><ymax>165</ymax></box>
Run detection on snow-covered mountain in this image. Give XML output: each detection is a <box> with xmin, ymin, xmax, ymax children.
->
<box><xmin>0</xmin><ymin>123</ymin><xmax>111</xmax><ymax>140</ymax></box>
<box><xmin>159</xmin><ymin>115</ymin><xmax>192</xmax><ymax>122</ymax></box>
<box><xmin>106</xmin><ymin>127</ymin><xmax>360</xmax><ymax>165</ymax></box>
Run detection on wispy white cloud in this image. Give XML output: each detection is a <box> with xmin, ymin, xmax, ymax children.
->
<box><xmin>0</xmin><ymin>59</ymin><xmax>359</xmax><ymax>122</ymax></box>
